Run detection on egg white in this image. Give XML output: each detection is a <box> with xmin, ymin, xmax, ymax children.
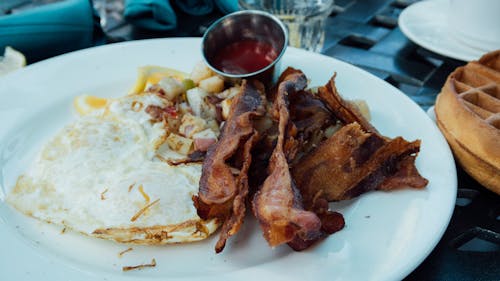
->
<box><xmin>7</xmin><ymin>93</ymin><xmax>219</xmax><ymax>244</ymax></box>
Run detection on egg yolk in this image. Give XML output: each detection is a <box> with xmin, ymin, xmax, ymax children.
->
<box><xmin>74</xmin><ymin>95</ymin><xmax>109</xmax><ymax>115</ymax></box>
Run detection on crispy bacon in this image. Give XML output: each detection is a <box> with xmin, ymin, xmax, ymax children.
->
<box><xmin>193</xmin><ymin>68</ymin><xmax>427</xmax><ymax>253</ymax></box>
<box><xmin>293</xmin><ymin>123</ymin><xmax>427</xmax><ymax>203</ymax></box>
<box><xmin>317</xmin><ymin>74</ymin><xmax>378</xmax><ymax>134</ymax></box>
<box><xmin>193</xmin><ymin>80</ymin><xmax>266</xmax><ymax>253</ymax></box>
<box><xmin>378</xmin><ymin>156</ymin><xmax>429</xmax><ymax>191</ymax></box>
<box><xmin>292</xmin><ymin>76</ymin><xmax>428</xmax><ymax>204</ymax></box>
<box><xmin>289</xmin><ymin>87</ymin><xmax>337</xmax><ymax>162</ymax></box>
<box><xmin>252</xmin><ymin>69</ymin><xmax>344</xmax><ymax>250</ymax></box>
<box><xmin>289</xmin><ymin>89</ymin><xmax>334</xmax><ymax>139</ymax></box>
<box><xmin>214</xmin><ymin>132</ymin><xmax>259</xmax><ymax>252</ymax></box>
<box><xmin>267</xmin><ymin>67</ymin><xmax>304</xmax><ymax>101</ymax></box>
<box><xmin>248</xmin><ymin>68</ymin><xmax>329</xmax><ymax>190</ymax></box>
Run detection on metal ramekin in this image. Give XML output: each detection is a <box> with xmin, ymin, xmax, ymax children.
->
<box><xmin>201</xmin><ymin>10</ymin><xmax>288</xmax><ymax>83</ymax></box>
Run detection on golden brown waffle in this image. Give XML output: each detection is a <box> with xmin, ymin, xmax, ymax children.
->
<box><xmin>435</xmin><ymin>50</ymin><xmax>500</xmax><ymax>194</ymax></box>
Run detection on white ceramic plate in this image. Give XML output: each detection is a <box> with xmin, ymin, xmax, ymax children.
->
<box><xmin>427</xmin><ymin>106</ymin><xmax>437</xmax><ymax>122</ymax></box>
<box><xmin>399</xmin><ymin>0</ymin><xmax>486</xmax><ymax>62</ymax></box>
<box><xmin>0</xmin><ymin>38</ymin><xmax>456</xmax><ymax>281</ymax></box>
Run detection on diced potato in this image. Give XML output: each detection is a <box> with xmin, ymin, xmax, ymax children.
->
<box><xmin>186</xmin><ymin>87</ymin><xmax>217</xmax><ymax>119</ymax></box>
<box><xmin>220</xmin><ymin>98</ymin><xmax>233</xmax><ymax>120</ymax></box>
<box><xmin>309</xmin><ymin>86</ymin><xmax>319</xmax><ymax>95</ymax></box>
<box><xmin>216</xmin><ymin>86</ymin><xmax>240</xmax><ymax>100</ymax></box>
<box><xmin>190</xmin><ymin>61</ymin><xmax>214</xmax><ymax>84</ymax></box>
<box><xmin>350</xmin><ymin>99</ymin><xmax>371</xmax><ymax>121</ymax></box>
<box><xmin>193</xmin><ymin>128</ymin><xmax>217</xmax><ymax>140</ymax></box>
<box><xmin>166</xmin><ymin>133</ymin><xmax>193</xmax><ymax>155</ymax></box>
<box><xmin>324</xmin><ymin>122</ymin><xmax>342</xmax><ymax>138</ymax></box>
<box><xmin>199</xmin><ymin>76</ymin><xmax>224</xmax><ymax>94</ymax></box>
<box><xmin>186</xmin><ymin>87</ymin><xmax>208</xmax><ymax>116</ymax></box>
<box><xmin>179</xmin><ymin>113</ymin><xmax>206</xmax><ymax>138</ymax></box>
<box><xmin>158</xmin><ymin>77</ymin><xmax>185</xmax><ymax>100</ymax></box>
<box><xmin>166</xmin><ymin>116</ymin><xmax>181</xmax><ymax>132</ymax></box>
<box><xmin>206</xmin><ymin>119</ymin><xmax>220</xmax><ymax>135</ymax></box>
<box><xmin>254</xmin><ymin>116</ymin><xmax>273</xmax><ymax>133</ymax></box>
<box><xmin>177</xmin><ymin>102</ymin><xmax>193</xmax><ymax>115</ymax></box>
<box><xmin>201</xmin><ymin>97</ymin><xmax>217</xmax><ymax>120</ymax></box>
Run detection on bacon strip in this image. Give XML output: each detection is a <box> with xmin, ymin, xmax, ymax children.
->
<box><xmin>293</xmin><ymin>123</ymin><xmax>426</xmax><ymax>203</ymax></box>
<box><xmin>289</xmin><ymin>87</ymin><xmax>337</xmax><ymax>160</ymax></box>
<box><xmin>317</xmin><ymin>74</ymin><xmax>378</xmax><ymax>134</ymax></box>
<box><xmin>293</xmin><ymin>75</ymin><xmax>428</xmax><ymax>204</ymax></box>
<box><xmin>193</xmin><ymin>80</ymin><xmax>266</xmax><ymax>253</ymax></box>
<box><xmin>252</xmin><ymin>70</ymin><xmax>344</xmax><ymax>250</ymax></box>
<box><xmin>378</xmin><ymin>156</ymin><xmax>429</xmax><ymax>191</ymax></box>
<box><xmin>214</xmin><ymin>132</ymin><xmax>259</xmax><ymax>252</ymax></box>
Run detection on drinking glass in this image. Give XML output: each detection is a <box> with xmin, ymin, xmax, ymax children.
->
<box><xmin>238</xmin><ymin>0</ymin><xmax>334</xmax><ymax>52</ymax></box>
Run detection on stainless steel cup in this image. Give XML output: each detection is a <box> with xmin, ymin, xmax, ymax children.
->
<box><xmin>202</xmin><ymin>10</ymin><xmax>288</xmax><ymax>84</ymax></box>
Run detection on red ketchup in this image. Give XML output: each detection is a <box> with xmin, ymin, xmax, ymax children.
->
<box><xmin>212</xmin><ymin>39</ymin><xmax>278</xmax><ymax>74</ymax></box>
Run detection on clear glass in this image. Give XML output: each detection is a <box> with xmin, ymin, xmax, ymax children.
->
<box><xmin>238</xmin><ymin>0</ymin><xmax>334</xmax><ymax>52</ymax></box>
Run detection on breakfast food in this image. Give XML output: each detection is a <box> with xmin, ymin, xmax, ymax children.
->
<box><xmin>7</xmin><ymin>61</ymin><xmax>428</xmax><ymax>251</ymax></box>
<box><xmin>193</xmin><ymin>80</ymin><xmax>266</xmax><ymax>253</ymax></box>
<box><xmin>434</xmin><ymin>50</ymin><xmax>500</xmax><ymax>194</ymax></box>
<box><xmin>293</xmin><ymin>75</ymin><xmax>428</xmax><ymax>203</ymax></box>
<box><xmin>252</xmin><ymin>69</ymin><xmax>345</xmax><ymax>251</ymax></box>
<box><xmin>195</xmin><ymin>67</ymin><xmax>428</xmax><ymax>252</ymax></box>
<box><xmin>6</xmin><ymin>64</ymin><xmax>238</xmax><ymax>244</ymax></box>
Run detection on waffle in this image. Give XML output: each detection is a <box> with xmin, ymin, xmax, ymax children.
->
<box><xmin>435</xmin><ymin>50</ymin><xmax>500</xmax><ymax>194</ymax></box>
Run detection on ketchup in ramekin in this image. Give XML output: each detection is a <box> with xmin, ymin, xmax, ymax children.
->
<box><xmin>202</xmin><ymin>10</ymin><xmax>287</xmax><ymax>84</ymax></box>
<box><xmin>212</xmin><ymin>39</ymin><xmax>278</xmax><ymax>75</ymax></box>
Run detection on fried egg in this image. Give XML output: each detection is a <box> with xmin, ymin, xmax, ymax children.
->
<box><xmin>7</xmin><ymin>92</ymin><xmax>219</xmax><ymax>244</ymax></box>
